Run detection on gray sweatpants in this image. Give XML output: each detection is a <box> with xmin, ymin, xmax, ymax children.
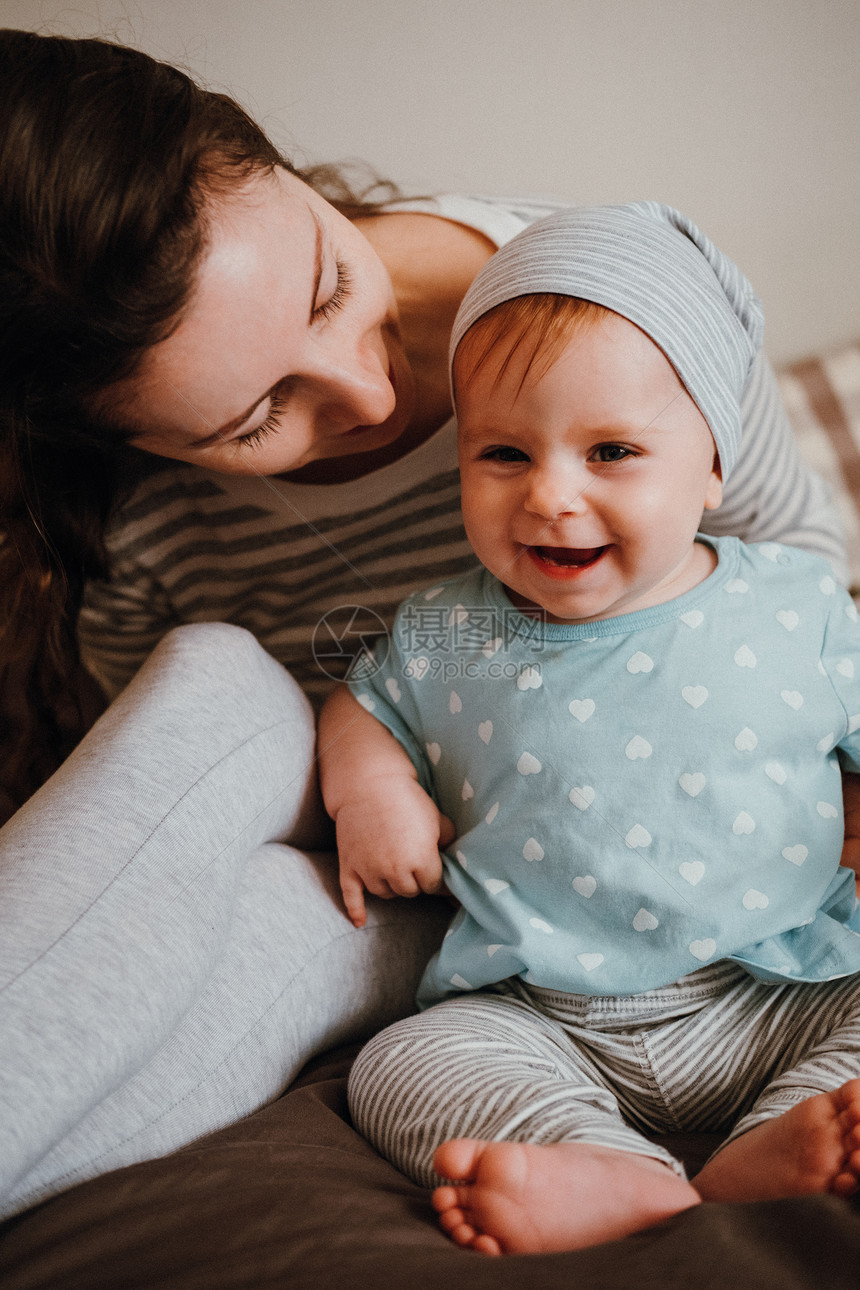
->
<box><xmin>348</xmin><ymin>961</ymin><xmax>860</xmax><ymax>1187</ymax></box>
<box><xmin>0</xmin><ymin>623</ymin><xmax>450</xmax><ymax>1220</ymax></box>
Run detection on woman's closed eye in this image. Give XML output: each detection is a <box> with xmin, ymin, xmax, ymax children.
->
<box><xmin>314</xmin><ymin>259</ymin><xmax>353</xmax><ymax>322</ymax></box>
<box><xmin>234</xmin><ymin>389</ymin><xmax>290</xmax><ymax>450</ymax></box>
<box><xmin>232</xmin><ymin>261</ymin><xmax>353</xmax><ymax>451</ymax></box>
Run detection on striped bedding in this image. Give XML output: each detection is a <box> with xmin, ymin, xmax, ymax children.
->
<box><xmin>778</xmin><ymin>340</ymin><xmax>860</xmax><ymax>597</ymax></box>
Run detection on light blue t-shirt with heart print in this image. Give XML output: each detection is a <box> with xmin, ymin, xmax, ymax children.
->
<box><xmin>349</xmin><ymin>535</ymin><xmax>860</xmax><ymax>1006</ymax></box>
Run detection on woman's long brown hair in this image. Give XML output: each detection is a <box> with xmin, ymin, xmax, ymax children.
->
<box><xmin>0</xmin><ymin>30</ymin><xmax>400</xmax><ymax>817</ymax></box>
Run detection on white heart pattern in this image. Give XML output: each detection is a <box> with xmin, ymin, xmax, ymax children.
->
<box><xmin>529</xmin><ymin>917</ymin><xmax>553</xmax><ymax>934</ymax></box>
<box><xmin>733</xmin><ymin>811</ymin><xmax>756</xmax><ymax>835</ymax></box>
<box><xmin>681</xmin><ymin>610</ymin><xmax>704</xmax><ymax>628</ymax></box>
<box><xmin>522</xmin><ymin>837</ymin><xmax>544</xmax><ymax>862</ymax></box>
<box><xmin>356</xmin><ymin>693</ymin><xmax>376</xmax><ymax>713</ymax></box>
<box><xmin>478</xmin><ymin>720</ymin><xmax>493</xmax><ymax>744</ymax></box>
<box><xmin>485</xmin><ymin>801</ymin><xmax>499</xmax><ymax>824</ymax></box>
<box><xmin>426</xmin><ymin>741</ymin><xmax>441</xmax><ymax>765</ymax></box>
<box><xmin>781</xmin><ymin>690</ymin><xmax>804</xmax><ymax>710</ymax></box>
<box><xmin>776</xmin><ymin>610</ymin><xmax>799</xmax><ymax>631</ymax></box>
<box><xmin>820</xmin><ymin>575</ymin><xmax>836</xmax><ymax>595</ymax></box>
<box><xmin>725</xmin><ymin>579</ymin><xmax>749</xmax><ymax>594</ymax></box>
<box><xmin>455</xmin><ymin>850</ymin><xmax>468</xmax><ymax>868</ymax></box>
<box><xmin>577</xmin><ymin>953</ymin><xmax>604</xmax><ymax>971</ymax></box>
<box><xmin>517</xmin><ymin>751</ymin><xmax>542</xmax><ymax>775</ymax></box>
<box><xmin>625</xmin><ymin>735</ymin><xmax>652</xmax><ymax>760</ymax></box>
<box><xmin>627</xmin><ymin>651</ymin><xmax>654</xmax><ymax>674</ymax></box>
<box><xmin>481</xmin><ymin>637</ymin><xmax>503</xmax><ymax>658</ymax></box>
<box><xmin>679</xmin><ymin>860</ymin><xmax>706</xmax><ymax>885</ymax></box>
<box><xmin>449</xmin><ymin>690</ymin><xmax>462</xmax><ymax>714</ymax></box>
<box><xmin>837</xmin><ymin>658</ymin><xmax>855</xmax><ymax>679</ymax></box>
<box><xmin>385</xmin><ymin>677</ymin><xmax>402</xmax><ymax>702</ymax></box>
<box><xmin>817</xmin><ymin>801</ymin><xmax>839</xmax><ymax>819</ymax></box>
<box><xmin>484</xmin><ymin>879</ymin><xmax>510</xmax><ymax>895</ymax></box>
<box><xmin>450</xmin><ymin>973</ymin><xmax>473</xmax><ymax>989</ymax></box>
<box><xmin>765</xmin><ymin>762</ymin><xmax>787</xmax><ymax>785</ymax></box>
<box><xmin>462</xmin><ymin>779</ymin><xmax>474</xmax><ymax>800</ymax></box>
<box><xmin>448</xmin><ymin>604</ymin><xmax>469</xmax><ymax>627</ymax></box>
<box><xmin>572</xmin><ymin>875</ymin><xmax>597</xmax><ymax>898</ymax></box>
<box><xmin>817</xmin><ymin>733</ymin><xmax>834</xmax><ymax>751</ymax></box>
<box><xmin>423</xmin><ymin>585</ymin><xmax>444</xmax><ymax>600</ymax></box>
<box><xmin>743</xmin><ymin>888</ymin><xmax>769</xmax><ymax>910</ymax></box>
<box><xmin>689</xmin><ymin>938</ymin><xmax>717</xmax><ymax>962</ymax></box>
<box><xmin>487</xmin><ymin>944</ymin><xmax>503</xmax><ymax>956</ymax></box>
<box><xmin>633</xmin><ymin>908</ymin><xmax>659</xmax><ymax>932</ymax></box>
<box><xmin>734</xmin><ymin>727</ymin><xmax>758</xmax><ymax>751</ymax></box>
<box><xmin>517</xmin><ymin>666</ymin><xmax>543</xmax><ymax>691</ymax></box>
<box><xmin>569</xmin><ymin>786</ymin><xmax>595</xmax><ymax>810</ymax></box>
<box><xmin>625</xmin><ymin>824</ymin><xmax>652</xmax><ymax>848</ymax></box>
<box><xmin>569</xmin><ymin>698</ymin><xmax>596</xmax><ymax>723</ymax></box>
<box><xmin>734</xmin><ymin>645</ymin><xmax>757</xmax><ymax>669</ymax></box>
<box><xmin>782</xmin><ymin>844</ymin><xmax>808</xmax><ymax>866</ymax></box>
<box><xmin>759</xmin><ymin>542</ymin><xmax>783</xmax><ymax>562</ymax></box>
<box><xmin>682</xmin><ymin>685</ymin><xmax>709</xmax><ymax>708</ymax></box>
<box><xmin>679</xmin><ymin>772</ymin><xmax>706</xmax><ymax>797</ymax></box>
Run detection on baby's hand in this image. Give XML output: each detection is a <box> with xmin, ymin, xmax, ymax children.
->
<box><xmin>336</xmin><ymin>778</ymin><xmax>454</xmax><ymax>928</ymax></box>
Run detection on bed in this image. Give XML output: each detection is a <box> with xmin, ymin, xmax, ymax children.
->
<box><xmin>1</xmin><ymin>342</ymin><xmax>860</xmax><ymax>1289</ymax></box>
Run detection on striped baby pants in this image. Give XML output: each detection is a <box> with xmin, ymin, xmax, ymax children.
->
<box><xmin>347</xmin><ymin>962</ymin><xmax>860</xmax><ymax>1187</ymax></box>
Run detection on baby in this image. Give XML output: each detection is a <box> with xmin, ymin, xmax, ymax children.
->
<box><xmin>318</xmin><ymin>203</ymin><xmax>860</xmax><ymax>1255</ymax></box>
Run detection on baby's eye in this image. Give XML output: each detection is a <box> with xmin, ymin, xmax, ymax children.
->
<box><xmin>482</xmin><ymin>446</ymin><xmax>530</xmax><ymax>463</ymax></box>
<box><xmin>592</xmin><ymin>443</ymin><xmax>634</xmax><ymax>463</ymax></box>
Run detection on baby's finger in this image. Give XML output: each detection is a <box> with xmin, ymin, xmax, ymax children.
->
<box><xmin>340</xmin><ymin>871</ymin><xmax>368</xmax><ymax>928</ymax></box>
<box><xmin>386</xmin><ymin>873</ymin><xmax>422</xmax><ymax>898</ymax></box>
<box><xmin>417</xmin><ymin>867</ymin><xmax>445</xmax><ymax>895</ymax></box>
<box><xmin>437</xmin><ymin>814</ymin><xmax>456</xmax><ymax>848</ymax></box>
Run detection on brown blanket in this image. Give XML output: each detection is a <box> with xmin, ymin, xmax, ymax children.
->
<box><xmin>1</xmin><ymin>1046</ymin><xmax>859</xmax><ymax>1290</ymax></box>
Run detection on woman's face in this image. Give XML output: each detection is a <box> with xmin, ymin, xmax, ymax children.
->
<box><xmin>114</xmin><ymin>167</ymin><xmax>415</xmax><ymax>475</ymax></box>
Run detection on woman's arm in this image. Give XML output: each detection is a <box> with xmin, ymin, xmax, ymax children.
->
<box><xmin>318</xmin><ymin>686</ymin><xmax>454</xmax><ymax>928</ymax></box>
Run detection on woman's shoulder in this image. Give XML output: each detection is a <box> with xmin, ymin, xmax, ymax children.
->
<box><xmin>359</xmin><ymin>192</ymin><xmax>574</xmax><ymax>253</ymax></box>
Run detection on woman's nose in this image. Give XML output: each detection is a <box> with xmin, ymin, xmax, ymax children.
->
<box><xmin>312</xmin><ymin>339</ymin><xmax>394</xmax><ymax>429</ymax></box>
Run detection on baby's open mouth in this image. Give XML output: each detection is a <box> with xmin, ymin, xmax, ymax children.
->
<box><xmin>531</xmin><ymin>545</ymin><xmax>606</xmax><ymax>568</ymax></box>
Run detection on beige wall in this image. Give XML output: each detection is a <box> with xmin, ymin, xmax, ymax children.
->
<box><xmin>5</xmin><ymin>0</ymin><xmax>859</xmax><ymax>362</ymax></box>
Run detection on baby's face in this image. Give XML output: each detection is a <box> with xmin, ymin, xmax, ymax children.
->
<box><xmin>455</xmin><ymin>311</ymin><xmax>723</xmax><ymax>624</ymax></box>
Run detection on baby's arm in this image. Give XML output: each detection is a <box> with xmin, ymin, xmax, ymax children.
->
<box><xmin>318</xmin><ymin>685</ymin><xmax>454</xmax><ymax>927</ymax></box>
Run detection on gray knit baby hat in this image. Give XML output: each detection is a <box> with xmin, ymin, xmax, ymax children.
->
<box><xmin>449</xmin><ymin>202</ymin><xmax>764</xmax><ymax>480</ymax></box>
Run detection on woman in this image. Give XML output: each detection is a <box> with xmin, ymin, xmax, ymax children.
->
<box><xmin>0</xmin><ymin>29</ymin><xmax>847</xmax><ymax>1219</ymax></box>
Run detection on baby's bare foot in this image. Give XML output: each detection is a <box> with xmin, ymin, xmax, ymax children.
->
<box><xmin>431</xmin><ymin>1138</ymin><xmax>700</xmax><ymax>1256</ymax></box>
<box><xmin>694</xmin><ymin>1079</ymin><xmax>860</xmax><ymax>1203</ymax></box>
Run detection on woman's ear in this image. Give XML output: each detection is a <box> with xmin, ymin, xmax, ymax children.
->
<box><xmin>703</xmin><ymin>451</ymin><xmax>723</xmax><ymax>511</ymax></box>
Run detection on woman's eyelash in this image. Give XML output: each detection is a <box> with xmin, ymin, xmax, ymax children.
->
<box><xmin>314</xmin><ymin>259</ymin><xmax>353</xmax><ymax>321</ymax></box>
<box><xmin>235</xmin><ymin>391</ymin><xmax>289</xmax><ymax>450</ymax></box>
